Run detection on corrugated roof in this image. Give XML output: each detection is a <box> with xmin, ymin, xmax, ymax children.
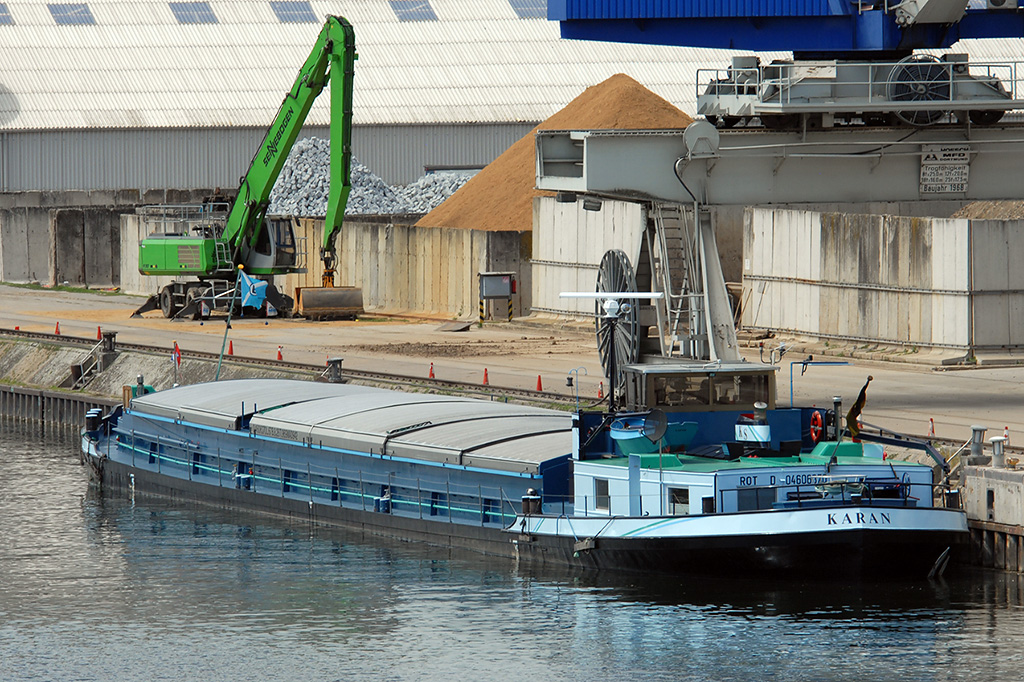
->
<box><xmin>131</xmin><ymin>378</ymin><xmax>573</xmax><ymax>473</ymax></box>
<box><xmin>0</xmin><ymin>0</ymin><xmax>756</xmax><ymax>129</ymax></box>
<box><xmin>1</xmin><ymin>1</ymin><xmax>1019</xmax><ymax>130</ymax></box>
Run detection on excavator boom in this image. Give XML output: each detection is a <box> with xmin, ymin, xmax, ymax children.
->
<box><xmin>135</xmin><ymin>16</ymin><xmax>362</xmax><ymax>320</ymax></box>
<box><xmin>226</xmin><ymin>16</ymin><xmax>355</xmax><ymax>258</ymax></box>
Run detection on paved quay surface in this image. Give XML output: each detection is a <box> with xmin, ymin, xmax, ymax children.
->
<box><xmin>2</xmin><ymin>283</ymin><xmax>1023</xmax><ymax>444</ymax></box>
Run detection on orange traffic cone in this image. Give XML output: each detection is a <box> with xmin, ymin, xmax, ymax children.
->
<box><xmin>228</xmin><ymin>340</ymin><xmax>234</xmax><ymax>356</ymax></box>
<box><xmin>536</xmin><ymin>375</ymin><xmax>543</xmax><ymax>391</ymax></box>
<box><xmin>929</xmin><ymin>418</ymin><xmax>935</xmax><ymax>437</ymax></box>
<box><xmin>598</xmin><ymin>381</ymin><xmax>604</xmax><ymax>399</ymax></box>
<box><xmin>483</xmin><ymin>368</ymin><xmax>489</xmax><ymax>385</ymax></box>
<box><xmin>54</xmin><ymin>321</ymin><xmax>60</xmax><ymax>335</ymax></box>
<box><xmin>429</xmin><ymin>362</ymin><xmax>435</xmax><ymax>379</ymax></box>
<box><xmin>277</xmin><ymin>345</ymin><xmax>283</xmax><ymax>361</ymax></box>
<box><xmin>96</xmin><ymin>326</ymin><xmax>102</xmax><ymax>340</ymax></box>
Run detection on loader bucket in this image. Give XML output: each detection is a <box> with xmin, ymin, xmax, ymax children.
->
<box><xmin>296</xmin><ymin>286</ymin><xmax>364</xmax><ymax>320</ymax></box>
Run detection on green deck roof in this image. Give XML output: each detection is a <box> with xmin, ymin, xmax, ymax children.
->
<box><xmin>593</xmin><ymin>440</ymin><xmax>930</xmax><ymax>473</ymax></box>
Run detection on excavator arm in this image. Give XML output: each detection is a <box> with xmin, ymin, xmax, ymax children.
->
<box><xmin>224</xmin><ymin>14</ymin><xmax>355</xmax><ymax>278</ymax></box>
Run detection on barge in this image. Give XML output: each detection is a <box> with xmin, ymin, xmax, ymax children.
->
<box><xmin>81</xmin><ymin>363</ymin><xmax>967</xmax><ymax>578</ymax></box>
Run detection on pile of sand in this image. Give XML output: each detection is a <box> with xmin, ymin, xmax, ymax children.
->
<box><xmin>952</xmin><ymin>201</ymin><xmax>1024</xmax><ymax>220</ymax></box>
<box><xmin>416</xmin><ymin>74</ymin><xmax>693</xmax><ymax>232</ymax></box>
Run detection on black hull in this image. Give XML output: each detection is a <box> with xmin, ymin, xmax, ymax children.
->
<box><xmin>513</xmin><ymin>528</ymin><xmax>965</xmax><ymax>579</ymax></box>
<box><xmin>88</xmin><ymin>455</ymin><xmax>965</xmax><ymax>580</ymax></box>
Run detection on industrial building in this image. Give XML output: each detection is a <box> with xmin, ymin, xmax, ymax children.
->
<box><xmin>0</xmin><ymin>0</ymin><xmax>760</xmax><ymax>289</ymax></box>
<box><xmin>4</xmin><ymin>0</ymin><xmax>1024</xmax><ymax>359</ymax></box>
<box><xmin>0</xmin><ymin>0</ymin><xmax>748</xmax><ymax>192</ymax></box>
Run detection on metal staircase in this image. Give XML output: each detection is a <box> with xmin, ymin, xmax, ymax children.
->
<box><xmin>645</xmin><ymin>202</ymin><xmax>702</xmax><ymax>358</ymax></box>
<box><xmin>640</xmin><ymin>202</ymin><xmax>739</xmax><ymax>363</ymax></box>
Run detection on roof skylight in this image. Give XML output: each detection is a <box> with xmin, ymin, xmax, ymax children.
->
<box><xmin>270</xmin><ymin>1</ymin><xmax>316</xmax><ymax>23</ymax></box>
<box><xmin>0</xmin><ymin>3</ymin><xmax>12</xmax><ymax>25</ymax></box>
<box><xmin>169</xmin><ymin>1</ymin><xmax>218</xmax><ymax>24</ymax></box>
<box><xmin>48</xmin><ymin>3</ymin><xmax>96</xmax><ymax>25</ymax></box>
<box><xmin>389</xmin><ymin>0</ymin><xmax>438</xmax><ymax>22</ymax></box>
<box><xmin>509</xmin><ymin>0</ymin><xmax>547</xmax><ymax>19</ymax></box>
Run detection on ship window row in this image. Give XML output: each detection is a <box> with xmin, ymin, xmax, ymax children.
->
<box><xmin>119</xmin><ymin>436</ymin><xmax>521</xmax><ymax>525</ymax></box>
<box><xmin>0</xmin><ymin>1</ymin><xmax>548</xmax><ymax>26</ymax></box>
<box><xmin>587</xmin><ymin>480</ymin><xmax>715</xmax><ymax>517</ymax></box>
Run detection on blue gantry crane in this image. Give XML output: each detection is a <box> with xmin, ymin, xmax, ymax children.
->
<box><xmin>551</xmin><ymin>1</ymin><xmax>1023</xmax><ymax>57</ymax></box>
<box><xmin>553</xmin><ymin>1</ymin><xmax>1024</xmax><ymax>128</ymax></box>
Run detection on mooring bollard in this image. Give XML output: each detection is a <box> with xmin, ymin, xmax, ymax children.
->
<box><xmin>990</xmin><ymin>436</ymin><xmax>1007</xmax><ymax>469</ymax></box>
<box><xmin>969</xmin><ymin>425</ymin><xmax>988</xmax><ymax>465</ymax></box>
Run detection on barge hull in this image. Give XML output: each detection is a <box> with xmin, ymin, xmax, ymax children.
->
<box><xmin>86</xmin><ymin>444</ymin><xmax>963</xmax><ymax>579</ymax></box>
<box><xmin>88</xmin><ymin>450</ymin><xmax>518</xmax><ymax>559</ymax></box>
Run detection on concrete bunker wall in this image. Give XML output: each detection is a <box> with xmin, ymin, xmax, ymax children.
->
<box><xmin>278</xmin><ymin>217</ymin><xmax>531</xmax><ymax>319</ymax></box>
<box><xmin>0</xmin><ymin>190</ymin><xmax>218</xmax><ymax>288</ymax></box>
<box><xmin>742</xmin><ymin>207</ymin><xmax>1024</xmax><ymax>351</ymax></box>
<box><xmin>119</xmin><ymin>214</ymin><xmax>531</xmax><ymax>320</ymax></box>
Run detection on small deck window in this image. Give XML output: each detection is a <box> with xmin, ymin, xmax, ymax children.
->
<box><xmin>0</xmin><ymin>4</ymin><xmax>14</xmax><ymax>25</ymax></box>
<box><xmin>270</xmin><ymin>1</ymin><xmax>316</xmax><ymax>23</ymax></box>
<box><xmin>595</xmin><ymin>478</ymin><xmax>610</xmax><ymax>511</ymax></box>
<box><xmin>169</xmin><ymin>2</ymin><xmax>217</xmax><ymax>24</ymax></box>
<box><xmin>389</xmin><ymin>0</ymin><xmax>438</xmax><ymax>22</ymax></box>
<box><xmin>508</xmin><ymin>0</ymin><xmax>546</xmax><ymax>19</ymax></box>
<box><xmin>669</xmin><ymin>488</ymin><xmax>689</xmax><ymax>515</ymax></box>
<box><xmin>737</xmin><ymin>487</ymin><xmax>776</xmax><ymax>511</ymax></box>
<box><xmin>48</xmin><ymin>3</ymin><xmax>96</xmax><ymax>25</ymax></box>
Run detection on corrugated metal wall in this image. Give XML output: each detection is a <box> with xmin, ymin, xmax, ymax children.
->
<box><xmin>0</xmin><ymin>123</ymin><xmax>535</xmax><ymax>192</ymax></box>
<box><xmin>532</xmin><ymin>196</ymin><xmax>646</xmax><ymax>318</ymax></box>
<box><xmin>354</xmin><ymin>123</ymin><xmax>536</xmax><ymax>185</ymax></box>
<box><xmin>742</xmin><ymin>208</ymin><xmax>1024</xmax><ymax>351</ymax></box>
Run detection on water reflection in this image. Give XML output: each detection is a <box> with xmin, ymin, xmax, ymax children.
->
<box><xmin>3</xmin><ymin>419</ymin><xmax>1024</xmax><ymax>681</ymax></box>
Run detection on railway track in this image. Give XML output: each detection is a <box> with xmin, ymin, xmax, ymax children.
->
<box><xmin>1</xmin><ymin>328</ymin><xmax>1013</xmax><ymax>459</ymax></box>
<box><xmin>0</xmin><ymin>327</ymin><xmax>583</xmax><ymax>409</ymax></box>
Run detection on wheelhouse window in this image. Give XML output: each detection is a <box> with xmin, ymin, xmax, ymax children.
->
<box><xmin>652</xmin><ymin>375</ymin><xmax>709</xmax><ymax>407</ymax></box>
<box><xmin>717</xmin><ymin>373</ymin><xmax>772</xmax><ymax>406</ymax></box>
<box><xmin>594</xmin><ymin>478</ymin><xmax>610</xmax><ymax>511</ymax></box>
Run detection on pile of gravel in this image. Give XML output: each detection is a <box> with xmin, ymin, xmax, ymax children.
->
<box><xmin>268</xmin><ymin>137</ymin><xmax>473</xmax><ymax>217</ymax></box>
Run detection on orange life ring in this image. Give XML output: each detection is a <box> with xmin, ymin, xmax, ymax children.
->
<box><xmin>809</xmin><ymin>410</ymin><xmax>824</xmax><ymax>443</ymax></box>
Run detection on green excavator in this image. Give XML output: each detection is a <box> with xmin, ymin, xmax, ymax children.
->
<box><xmin>133</xmin><ymin>15</ymin><xmax>362</xmax><ymax>320</ymax></box>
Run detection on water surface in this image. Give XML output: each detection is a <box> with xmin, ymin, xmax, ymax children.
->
<box><xmin>2</xmin><ymin>419</ymin><xmax>1023</xmax><ymax>681</ymax></box>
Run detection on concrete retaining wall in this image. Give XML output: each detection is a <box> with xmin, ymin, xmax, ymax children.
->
<box><xmin>119</xmin><ymin>214</ymin><xmax>531</xmax><ymax>320</ymax></box>
<box><xmin>278</xmin><ymin>217</ymin><xmax>531</xmax><ymax>319</ymax></box>
<box><xmin>532</xmin><ymin>197</ymin><xmax>647</xmax><ymax>318</ymax></box>
<box><xmin>0</xmin><ymin>337</ymin><xmax>315</xmax><ymax>401</ymax></box>
<box><xmin>0</xmin><ymin>189</ymin><xmax>218</xmax><ymax>287</ymax></box>
<box><xmin>742</xmin><ymin>208</ymin><xmax>1024</xmax><ymax>351</ymax></box>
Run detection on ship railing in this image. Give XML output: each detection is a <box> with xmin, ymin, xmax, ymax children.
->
<box><xmin>695</xmin><ymin>58</ymin><xmax>1023</xmax><ymax>112</ymax></box>
<box><xmin>558</xmin><ymin>477</ymin><xmax>961</xmax><ymax>518</ymax></box>
<box><xmin>115</xmin><ymin>430</ymin><xmax>540</xmax><ymax>527</ymax></box>
<box><xmin>943</xmin><ymin>438</ymin><xmax>973</xmax><ymax>482</ymax></box>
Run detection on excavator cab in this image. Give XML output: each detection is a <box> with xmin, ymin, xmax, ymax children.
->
<box><xmin>243</xmin><ymin>217</ymin><xmax>301</xmax><ymax>275</ymax></box>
